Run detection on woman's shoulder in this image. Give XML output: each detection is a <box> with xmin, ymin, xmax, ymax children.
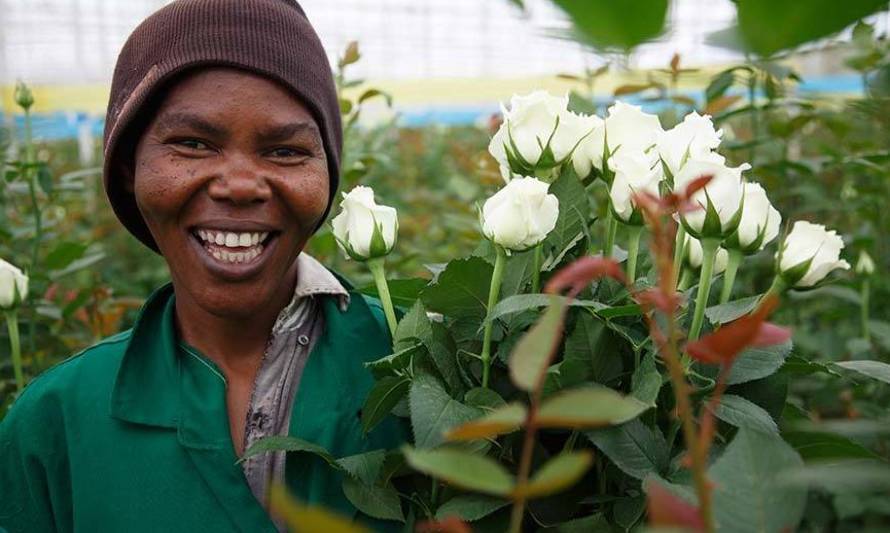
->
<box><xmin>2</xmin><ymin>329</ymin><xmax>133</xmax><ymax>426</ymax></box>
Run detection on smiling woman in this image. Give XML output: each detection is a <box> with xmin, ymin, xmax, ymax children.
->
<box><xmin>0</xmin><ymin>1</ymin><xmax>406</xmax><ymax>532</ymax></box>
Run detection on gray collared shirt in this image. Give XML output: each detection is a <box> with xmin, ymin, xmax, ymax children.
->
<box><xmin>239</xmin><ymin>252</ymin><xmax>350</xmax><ymax>512</ymax></box>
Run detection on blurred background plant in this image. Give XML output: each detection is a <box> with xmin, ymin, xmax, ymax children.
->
<box><xmin>1</xmin><ymin>0</ymin><xmax>890</xmax><ymax>530</ymax></box>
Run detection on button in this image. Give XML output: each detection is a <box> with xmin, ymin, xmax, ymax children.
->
<box><xmin>297</xmin><ymin>334</ymin><xmax>310</xmax><ymax>346</ymax></box>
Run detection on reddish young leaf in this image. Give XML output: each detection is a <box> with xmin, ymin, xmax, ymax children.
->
<box><xmin>682</xmin><ymin>175</ymin><xmax>713</xmax><ymax>202</ymax></box>
<box><xmin>544</xmin><ymin>256</ymin><xmax>625</xmax><ymax>298</ymax></box>
<box><xmin>634</xmin><ymin>190</ymin><xmax>671</xmax><ymax>213</ymax></box>
<box><xmin>645</xmin><ymin>477</ymin><xmax>705</xmax><ymax>532</ymax></box>
<box><xmin>751</xmin><ymin>322</ymin><xmax>792</xmax><ymax>347</ymax></box>
<box><xmin>636</xmin><ymin>287</ymin><xmax>682</xmax><ymax>314</ymax></box>
<box><xmin>416</xmin><ymin>517</ymin><xmax>472</xmax><ymax>533</ymax></box>
<box><xmin>685</xmin><ymin>295</ymin><xmax>788</xmax><ymax>365</ymax></box>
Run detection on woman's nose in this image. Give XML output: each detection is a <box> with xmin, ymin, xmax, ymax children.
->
<box><xmin>206</xmin><ymin>157</ymin><xmax>273</xmax><ymax>204</ymax></box>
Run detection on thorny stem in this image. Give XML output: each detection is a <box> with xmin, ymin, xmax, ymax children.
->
<box><xmin>625</xmin><ymin>225</ymin><xmax>644</xmax><ymax>283</ymax></box>
<box><xmin>6</xmin><ymin>311</ymin><xmax>23</xmax><ymax>392</ymax></box>
<box><xmin>481</xmin><ymin>245</ymin><xmax>507</xmax><ymax>388</ymax></box>
<box><xmin>367</xmin><ymin>258</ymin><xmax>398</xmax><ymax>338</ymax></box>
<box><xmin>510</xmin><ymin>296</ymin><xmax>572</xmax><ymax>532</ymax></box>
<box><xmin>644</xmin><ymin>290</ymin><xmax>715</xmax><ymax>533</ymax></box>
<box><xmin>688</xmin><ymin>238</ymin><xmax>720</xmax><ymax>342</ymax></box>
<box><xmin>719</xmin><ymin>249</ymin><xmax>744</xmax><ymax>305</ymax></box>
<box><xmin>637</xmin><ymin>200</ymin><xmax>715</xmax><ymax>532</ymax></box>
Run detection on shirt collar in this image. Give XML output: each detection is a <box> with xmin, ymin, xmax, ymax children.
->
<box><xmin>110</xmin><ymin>256</ymin><xmax>354</xmax><ymax>429</ymax></box>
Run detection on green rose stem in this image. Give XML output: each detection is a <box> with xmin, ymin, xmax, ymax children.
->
<box><xmin>603</xmin><ymin>211</ymin><xmax>618</xmax><ymax>257</ymax></box>
<box><xmin>480</xmin><ymin>245</ymin><xmax>507</xmax><ymax>388</ymax></box>
<box><xmin>862</xmin><ymin>276</ymin><xmax>871</xmax><ymax>341</ymax></box>
<box><xmin>22</xmin><ymin>106</ymin><xmax>41</xmax><ymax>354</ymax></box>
<box><xmin>718</xmin><ymin>249</ymin><xmax>744</xmax><ymax>304</ymax></box>
<box><xmin>5</xmin><ymin>311</ymin><xmax>23</xmax><ymax>392</ymax></box>
<box><xmin>687</xmin><ymin>237</ymin><xmax>719</xmax><ymax>342</ymax></box>
<box><xmin>672</xmin><ymin>225</ymin><xmax>687</xmax><ymax>289</ymax></box>
<box><xmin>757</xmin><ymin>276</ymin><xmax>787</xmax><ymax>307</ymax></box>
<box><xmin>625</xmin><ymin>225</ymin><xmax>644</xmax><ymax>282</ymax></box>
<box><xmin>531</xmin><ymin>244</ymin><xmax>542</xmax><ymax>294</ymax></box>
<box><xmin>677</xmin><ymin>269</ymin><xmax>692</xmax><ymax>292</ymax></box>
<box><xmin>366</xmin><ymin>258</ymin><xmax>398</xmax><ymax>338</ymax></box>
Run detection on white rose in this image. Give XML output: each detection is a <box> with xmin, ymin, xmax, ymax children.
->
<box><xmin>656</xmin><ymin>111</ymin><xmax>723</xmax><ymax>178</ymax></box>
<box><xmin>778</xmin><ymin>221</ymin><xmax>850</xmax><ymax>288</ymax></box>
<box><xmin>563</xmin><ymin>112</ymin><xmax>603</xmax><ymax>179</ymax></box>
<box><xmin>0</xmin><ymin>259</ymin><xmax>29</xmax><ymax>310</ymax></box>
<box><xmin>725</xmin><ymin>181</ymin><xmax>781</xmax><ymax>254</ymax></box>
<box><xmin>856</xmin><ymin>250</ymin><xmax>875</xmax><ymax>276</ymax></box>
<box><xmin>331</xmin><ymin>186</ymin><xmax>398</xmax><ymax>261</ymax></box>
<box><xmin>673</xmin><ymin>158</ymin><xmax>748</xmax><ymax>239</ymax></box>
<box><xmin>608</xmin><ymin>149</ymin><xmax>663</xmax><ymax>224</ymax></box>
<box><xmin>481</xmin><ymin>177</ymin><xmax>559</xmax><ymax>252</ymax></box>
<box><xmin>576</xmin><ymin>101</ymin><xmax>663</xmax><ymax>177</ymax></box>
<box><xmin>685</xmin><ymin>235</ymin><xmax>729</xmax><ymax>275</ymax></box>
<box><xmin>488</xmin><ymin>91</ymin><xmax>597</xmax><ymax>181</ymax></box>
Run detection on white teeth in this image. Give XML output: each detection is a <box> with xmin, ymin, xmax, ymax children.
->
<box><xmin>196</xmin><ymin>229</ymin><xmax>273</xmax><ymax>257</ymax></box>
<box><xmin>201</xmin><ymin>239</ymin><xmax>265</xmax><ymax>264</ymax></box>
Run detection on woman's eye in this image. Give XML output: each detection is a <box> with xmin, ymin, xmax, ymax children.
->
<box><xmin>268</xmin><ymin>147</ymin><xmax>308</xmax><ymax>159</ymax></box>
<box><xmin>176</xmin><ymin>139</ymin><xmax>210</xmax><ymax>151</ymax></box>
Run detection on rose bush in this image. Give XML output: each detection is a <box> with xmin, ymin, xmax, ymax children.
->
<box><xmin>243</xmin><ymin>90</ymin><xmax>867</xmax><ymax>533</ymax></box>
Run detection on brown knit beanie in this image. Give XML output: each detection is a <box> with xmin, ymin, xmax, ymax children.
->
<box><xmin>103</xmin><ymin>0</ymin><xmax>342</xmax><ymax>253</ymax></box>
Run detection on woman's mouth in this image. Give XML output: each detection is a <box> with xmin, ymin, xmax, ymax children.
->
<box><xmin>188</xmin><ymin>227</ymin><xmax>280</xmax><ymax>279</ymax></box>
<box><xmin>193</xmin><ymin>229</ymin><xmax>271</xmax><ymax>263</ymax></box>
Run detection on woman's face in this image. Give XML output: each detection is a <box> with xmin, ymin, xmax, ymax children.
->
<box><xmin>133</xmin><ymin>67</ymin><xmax>329</xmax><ymax>319</ymax></box>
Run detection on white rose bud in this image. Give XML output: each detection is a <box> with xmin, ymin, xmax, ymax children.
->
<box><xmin>577</xmin><ymin>101</ymin><xmax>663</xmax><ymax>178</ymax></box>
<box><xmin>481</xmin><ymin>177</ymin><xmax>559</xmax><ymax>252</ymax></box>
<box><xmin>331</xmin><ymin>186</ymin><xmax>398</xmax><ymax>261</ymax></box>
<box><xmin>856</xmin><ymin>250</ymin><xmax>875</xmax><ymax>276</ymax></box>
<box><xmin>725</xmin><ymin>181</ymin><xmax>781</xmax><ymax>255</ymax></box>
<box><xmin>778</xmin><ymin>221</ymin><xmax>850</xmax><ymax>288</ymax></box>
<box><xmin>656</xmin><ymin>111</ymin><xmax>723</xmax><ymax>178</ymax></box>
<box><xmin>0</xmin><ymin>259</ymin><xmax>29</xmax><ymax>310</ymax></box>
<box><xmin>488</xmin><ymin>91</ymin><xmax>598</xmax><ymax>181</ymax></box>
<box><xmin>608</xmin><ymin>149</ymin><xmax>663</xmax><ymax>225</ymax></box>
<box><xmin>673</xmin><ymin>158</ymin><xmax>748</xmax><ymax>240</ymax></box>
<box><xmin>685</xmin><ymin>235</ymin><xmax>729</xmax><ymax>275</ymax></box>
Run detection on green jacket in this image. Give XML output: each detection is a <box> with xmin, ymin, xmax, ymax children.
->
<box><xmin>0</xmin><ymin>280</ymin><xmax>407</xmax><ymax>532</ymax></box>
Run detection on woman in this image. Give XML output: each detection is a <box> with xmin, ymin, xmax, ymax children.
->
<box><xmin>0</xmin><ymin>1</ymin><xmax>405</xmax><ymax>531</ymax></box>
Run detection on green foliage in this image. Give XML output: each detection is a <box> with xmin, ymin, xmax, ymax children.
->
<box><xmin>712</xmin><ymin>394</ymin><xmax>779</xmax><ymax>434</ymax></box>
<box><xmin>551</xmin><ymin>0</ymin><xmax>669</xmax><ymax>51</ymax></box>
<box><xmin>732</xmin><ymin>0</ymin><xmax>889</xmax><ymax>57</ymax></box>
<box><xmin>587</xmin><ymin>420</ymin><xmax>670</xmax><ymax>481</ymax></box>
<box><xmin>408</xmin><ymin>374</ymin><xmax>481</xmax><ymax>449</ymax></box>
<box><xmin>710</xmin><ymin>429</ymin><xmax>807</xmax><ymax>533</ymax></box>
<box><xmin>403</xmin><ymin>446</ymin><xmax>515</xmax><ymax>496</ymax></box>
